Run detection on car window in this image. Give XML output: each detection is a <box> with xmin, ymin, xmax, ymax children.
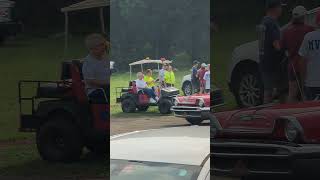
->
<box><xmin>110</xmin><ymin>159</ymin><xmax>201</xmax><ymax>180</ymax></box>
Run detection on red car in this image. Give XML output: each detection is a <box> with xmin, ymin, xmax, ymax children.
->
<box><xmin>210</xmin><ymin>101</ymin><xmax>320</xmax><ymax>179</ymax></box>
<box><xmin>172</xmin><ymin>86</ymin><xmax>224</xmax><ymax>125</ymax></box>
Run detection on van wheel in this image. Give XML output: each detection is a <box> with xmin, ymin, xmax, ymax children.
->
<box><xmin>234</xmin><ymin>68</ymin><xmax>263</xmax><ymax>107</ymax></box>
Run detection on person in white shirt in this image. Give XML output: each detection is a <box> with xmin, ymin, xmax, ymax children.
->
<box><xmin>159</xmin><ymin>63</ymin><xmax>168</xmax><ymax>87</ymax></box>
<box><xmin>203</xmin><ymin>64</ymin><xmax>210</xmax><ymax>93</ymax></box>
<box><xmin>135</xmin><ymin>72</ymin><xmax>158</xmax><ymax>103</ymax></box>
<box><xmin>299</xmin><ymin>11</ymin><xmax>320</xmax><ymax>100</ymax></box>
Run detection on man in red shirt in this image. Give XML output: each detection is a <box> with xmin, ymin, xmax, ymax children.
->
<box><xmin>198</xmin><ymin>63</ymin><xmax>207</xmax><ymax>94</ymax></box>
<box><xmin>281</xmin><ymin>5</ymin><xmax>314</xmax><ymax>102</ymax></box>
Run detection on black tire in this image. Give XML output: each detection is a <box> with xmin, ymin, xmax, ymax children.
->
<box><xmin>121</xmin><ymin>98</ymin><xmax>136</xmax><ymax>113</ymax></box>
<box><xmin>158</xmin><ymin>98</ymin><xmax>173</xmax><ymax>114</ymax></box>
<box><xmin>36</xmin><ymin>116</ymin><xmax>83</xmax><ymax>162</ymax></box>
<box><xmin>233</xmin><ymin>67</ymin><xmax>263</xmax><ymax>108</ymax></box>
<box><xmin>137</xmin><ymin>105</ymin><xmax>149</xmax><ymax>112</ymax></box>
<box><xmin>86</xmin><ymin>136</ymin><xmax>107</xmax><ymax>156</ymax></box>
<box><xmin>182</xmin><ymin>81</ymin><xmax>193</xmax><ymax>96</ymax></box>
<box><xmin>186</xmin><ymin>117</ymin><xmax>203</xmax><ymax>125</ymax></box>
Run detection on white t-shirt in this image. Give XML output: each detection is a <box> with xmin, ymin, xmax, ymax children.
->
<box><xmin>159</xmin><ymin>69</ymin><xmax>165</xmax><ymax>82</ymax></box>
<box><xmin>135</xmin><ymin>79</ymin><xmax>147</xmax><ymax>90</ymax></box>
<box><xmin>299</xmin><ymin>30</ymin><xmax>320</xmax><ymax>87</ymax></box>
<box><xmin>204</xmin><ymin>71</ymin><xmax>210</xmax><ymax>89</ymax></box>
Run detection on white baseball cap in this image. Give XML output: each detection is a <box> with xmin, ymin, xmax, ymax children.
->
<box><xmin>292</xmin><ymin>6</ymin><xmax>307</xmax><ymax>18</ymax></box>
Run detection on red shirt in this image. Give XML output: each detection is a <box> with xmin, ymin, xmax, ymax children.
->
<box><xmin>198</xmin><ymin>68</ymin><xmax>206</xmax><ymax>80</ymax></box>
<box><xmin>282</xmin><ymin>23</ymin><xmax>314</xmax><ymax>62</ymax></box>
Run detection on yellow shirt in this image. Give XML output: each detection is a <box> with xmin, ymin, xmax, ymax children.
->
<box><xmin>164</xmin><ymin>71</ymin><xmax>175</xmax><ymax>85</ymax></box>
<box><xmin>144</xmin><ymin>75</ymin><xmax>155</xmax><ymax>88</ymax></box>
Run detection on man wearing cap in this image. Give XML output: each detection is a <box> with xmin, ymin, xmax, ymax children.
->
<box><xmin>282</xmin><ymin>6</ymin><xmax>314</xmax><ymax>102</ymax></box>
<box><xmin>299</xmin><ymin>11</ymin><xmax>320</xmax><ymax>100</ymax></box>
<box><xmin>82</xmin><ymin>33</ymin><xmax>110</xmax><ymax>103</ymax></box>
<box><xmin>191</xmin><ymin>60</ymin><xmax>200</xmax><ymax>93</ymax></box>
<box><xmin>259</xmin><ymin>0</ymin><xmax>284</xmax><ymax>104</ymax></box>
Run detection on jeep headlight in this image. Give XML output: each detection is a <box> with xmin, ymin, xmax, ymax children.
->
<box><xmin>285</xmin><ymin>121</ymin><xmax>299</xmax><ymax>142</ymax></box>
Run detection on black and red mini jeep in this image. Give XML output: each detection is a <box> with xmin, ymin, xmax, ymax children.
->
<box><xmin>116</xmin><ymin>81</ymin><xmax>179</xmax><ymax>114</ymax></box>
<box><xmin>18</xmin><ymin>60</ymin><xmax>108</xmax><ymax>162</ymax></box>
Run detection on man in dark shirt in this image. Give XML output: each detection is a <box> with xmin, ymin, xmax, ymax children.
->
<box><xmin>191</xmin><ymin>60</ymin><xmax>200</xmax><ymax>93</ymax></box>
<box><xmin>282</xmin><ymin>6</ymin><xmax>314</xmax><ymax>102</ymax></box>
<box><xmin>259</xmin><ymin>0</ymin><xmax>284</xmax><ymax>104</ymax></box>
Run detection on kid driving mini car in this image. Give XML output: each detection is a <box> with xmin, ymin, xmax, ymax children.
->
<box><xmin>210</xmin><ymin>101</ymin><xmax>320</xmax><ymax>179</ymax></box>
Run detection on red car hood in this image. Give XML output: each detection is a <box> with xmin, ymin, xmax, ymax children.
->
<box><xmin>214</xmin><ymin>101</ymin><xmax>320</xmax><ymax>138</ymax></box>
<box><xmin>176</xmin><ymin>93</ymin><xmax>210</xmax><ymax>106</ymax></box>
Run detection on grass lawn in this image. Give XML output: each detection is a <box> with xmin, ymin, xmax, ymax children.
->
<box><xmin>0</xmin><ymin>36</ymin><xmax>107</xmax><ymax>178</ymax></box>
<box><xmin>111</xmin><ymin>69</ymin><xmax>191</xmax><ymax>117</ymax></box>
<box><xmin>212</xmin><ymin>26</ymin><xmax>257</xmax><ymax>110</ymax></box>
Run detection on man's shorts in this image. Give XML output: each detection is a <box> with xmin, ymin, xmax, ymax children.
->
<box><xmin>288</xmin><ymin>62</ymin><xmax>301</xmax><ymax>82</ymax></box>
<box><xmin>200</xmin><ymin>80</ymin><xmax>205</xmax><ymax>88</ymax></box>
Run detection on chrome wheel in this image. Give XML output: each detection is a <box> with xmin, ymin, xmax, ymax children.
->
<box><xmin>183</xmin><ymin>82</ymin><xmax>193</xmax><ymax>96</ymax></box>
<box><xmin>239</xmin><ymin>74</ymin><xmax>261</xmax><ymax>107</ymax></box>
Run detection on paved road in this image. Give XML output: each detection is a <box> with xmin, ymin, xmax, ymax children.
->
<box><xmin>111</xmin><ymin>115</ymin><xmax>200</xmax><ymax>135</ymax></box>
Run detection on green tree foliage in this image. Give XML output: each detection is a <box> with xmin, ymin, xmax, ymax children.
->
<box><xmin>111</xmin><ymin>0</ymin><xmax>210</xmax><ymax>70</ymax></box>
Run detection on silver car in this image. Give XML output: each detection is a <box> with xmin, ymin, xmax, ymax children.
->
<box><xmin>110</xmin><ymin>126</ymin><xmax>210</xmax><ymax>180</ymax></box>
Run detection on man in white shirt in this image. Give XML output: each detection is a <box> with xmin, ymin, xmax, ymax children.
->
<box><xmin>204</xmin><ymin>64</ymin><xmax>210</xmax><ymax>93</ymax></box>
<box><xmin>82</xmin><ymin>33</ymin><xmax>109</xmax><ymax>103</ymax></box>
<box><xmin>159</xmin><ymin>63</ymin><xmax>168</xmax><ymax>87</ymax></box>
<box><xmin>299</xmin><ymin>11</ymin><xmax>320</xmax><ymax>100</ymax></box>
<box><xmin>136</xmin><ymin>72</ymin><xmax>158</xmax><ymax>103</ymax></box>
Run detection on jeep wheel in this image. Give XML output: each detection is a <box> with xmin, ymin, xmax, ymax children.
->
<box><xmin>182</xmin><ymin>81</ymin><xmax>193</xmax><ymax>96</ymax></box>
<box><xmin>137</xmin><ymin>105</ymin><xmax>149</xmax><ymax>112</ymax></box>
<box><xmin>121</xmin><ymin>98</ymin><xmax>136</xmax><ymax>113</ymax></box>
<box><xmin>36</xmin><ymin>117</ymin><xmax>83</xmax><ymax>162</ymax></box>
<box><xmin>186</xmin><ymin>118</ymin><xmax>203</xmax><ymax>125</ymax></box>
<box><xmin>158</xmin><ymin>99</ymin><xmax>172</xmax><ymax>114</ymax></box>
<box><xmin>234</xmin><ymin>69</ymin><xmax>263</xmax><ymax>107</ymax></box>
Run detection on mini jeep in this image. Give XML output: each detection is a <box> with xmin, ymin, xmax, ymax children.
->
<box><xmin>18</xmin><ymin>60</ymin><xmax>108</xmax><ymax>162</ymax></box>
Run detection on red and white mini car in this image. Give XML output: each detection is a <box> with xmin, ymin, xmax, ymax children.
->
<box><xmin>210</xmin><ymin>101</ymin><xmax>320</xmax><ymax>179</ymax></box>
<box><xmin>172</xmin><ymin>86</ymin><xmax>224</xmax><ymax>125</ymax></box>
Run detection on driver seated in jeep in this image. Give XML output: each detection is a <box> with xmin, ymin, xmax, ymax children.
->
<box><xmin>82</xmin><ymin>33</ymin><xmax>109</xmax><ymax>103</ymax></box>
<box><xmin>135</xmin><ymin>72</ymin><xmax>159</xmax><ymax>103</ymax></box>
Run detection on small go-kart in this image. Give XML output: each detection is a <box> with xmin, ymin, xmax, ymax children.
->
<box><xmin>171</xmin><ymin>84</ymin><xmax>224</xmax><ymax>125</ymax></box>
<box><xmin>18</xmin><ymin>60</ymin><xmax>108</xmax><ymax>162</ymax></box>
<box><xmin>116</xmin><ymin>58</ymin><xmax>180</xmax><ymax>114</ymax></box>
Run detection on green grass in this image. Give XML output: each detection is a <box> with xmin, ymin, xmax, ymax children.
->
<box><xmin>111</xmin><ymin>69</ymin><xmax>190</xmax><ymax>117</ymax></box>
<box><xmin>0</xmin><ymin>36</ymin><xmax>107</xmax><ymax>178</ymax></box>
<box><xmin>212</xmin><ymin>26</ymin><xmax>257</xmax><ymax>110</ymax></box>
